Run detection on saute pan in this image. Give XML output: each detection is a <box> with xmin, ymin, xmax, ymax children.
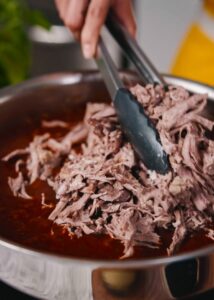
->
<box><xmin>0</xmin><ymin>71</ymin><xmax>214</xmax><ymax>300</ymax></box>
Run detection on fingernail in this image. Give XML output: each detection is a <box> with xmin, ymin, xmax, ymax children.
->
<box><xmin>83</xmin><ymin>43</ymin><xmax>93</xmax><ymax>59</ymax></box>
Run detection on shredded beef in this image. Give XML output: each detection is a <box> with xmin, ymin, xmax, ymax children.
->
<box><xmin>41</xmin><ymin>120</ymin><xmax>69</xmax><ymax>128</ymax></box>
<box><xmin>3</xmin><ymin>84</ymin><xmax>214</xmax><ymax>258</ymax></box>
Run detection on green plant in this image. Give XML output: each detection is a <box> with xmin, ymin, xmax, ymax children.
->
<box><xmin>0</xmin><ymin>0</ymin><xmax>50</xmax><ymax>87</ymax></box>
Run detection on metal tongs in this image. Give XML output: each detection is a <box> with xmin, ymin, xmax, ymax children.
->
<box><xmin>96</xmin><ymin>14</ymin><xmax>170</xmax><ymax>174</ymax></box>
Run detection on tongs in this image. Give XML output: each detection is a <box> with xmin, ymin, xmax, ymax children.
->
<box><xmin>95</xmin><ymin>14</ymin><xmax>170</xmax><ymax>174</ymax></box>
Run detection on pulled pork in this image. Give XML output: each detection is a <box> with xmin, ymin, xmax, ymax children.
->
<box><xmin>3</xmin><ymin>84</ymin><xmax>214</xmax><ymax>258</ymax></box>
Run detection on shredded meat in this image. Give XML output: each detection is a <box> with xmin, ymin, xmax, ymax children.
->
<box><xmin>8</xmin><ymin>172</ymin><xmax>32</xmax><ymax>200</ymax></box>
<box><xmin>3</xmin><ymin>84</ymin><xmax>214</xmax><ymax>258</ymax></box>
<box><xmin>41</xmin><ymin>120</ymin><xmax>69</xmax><ymax>128</ymax></box>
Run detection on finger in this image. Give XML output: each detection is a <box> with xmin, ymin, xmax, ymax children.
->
<box><xmin>112</xmin><ymin>0</ymin><xmax>136</xmax><ymax>37</ymax></box>
<box><xmin>55</xmin><ymin>0</ymin><xmax>69</xmax><ymax>20</ymax></box>
<box><xmin>64</xmin><ymin>0</ymin><xmax>89</xmax><ymax>33</ymax></box>
<box><xmin>81</xmin><ymin>0</ymin><xmax>112</xmax><ymax>59</ymax></box>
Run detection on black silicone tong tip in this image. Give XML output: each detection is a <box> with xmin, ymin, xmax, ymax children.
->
<box><xmin>115</xmin><ymin>88</ymin><xmax>170</xmax><ymax>174</ymax></box>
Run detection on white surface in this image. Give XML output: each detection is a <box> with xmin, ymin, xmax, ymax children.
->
<box><xmin>198</xmin><ymin>9</ymin><xmax>214</xmax><ymax>40</ymax></box>
<box><xmin>135</xmin><ymin>0</ymin><xmax>202</xmax><ymax>72</ymax></box>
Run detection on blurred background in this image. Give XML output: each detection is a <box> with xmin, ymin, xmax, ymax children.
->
<box><xmin>2</xmin><ymin>0</ymin><xmax>213</xmax><ymax>88</ymax></box>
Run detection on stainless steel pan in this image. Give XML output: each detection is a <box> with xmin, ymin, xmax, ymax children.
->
<box><xmin>0</xmin><ymin>71</ymin><xmax>214</xmax><ymax>300</ymax></box>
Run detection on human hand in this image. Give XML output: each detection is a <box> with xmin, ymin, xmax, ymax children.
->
<box><xmin>55</xmin><ymin>0</ymin><xmax>136</xmax><ymax>59</ymax></box>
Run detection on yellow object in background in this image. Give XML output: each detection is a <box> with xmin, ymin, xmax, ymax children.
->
<box><xmin>171</xmin><ymin>0</ymin><xmax>214</xmax><ymax>86</ymax></box>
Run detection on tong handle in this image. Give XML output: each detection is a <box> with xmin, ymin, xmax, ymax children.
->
<box><xmin>96</xmin><ymin>37</ymin><xmax>124</xmax><ymax>99</ymax></box>
<box><xmin>106</xmin><ymin>13</ymin><xmax>165</xmax><ymax>85</ymax></box>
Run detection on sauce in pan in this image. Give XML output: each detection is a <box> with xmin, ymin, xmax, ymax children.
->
<box><xmin>0</xmin><ymin>106</ymin><xmax>213</xmax><ymax>260</ymax></box>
